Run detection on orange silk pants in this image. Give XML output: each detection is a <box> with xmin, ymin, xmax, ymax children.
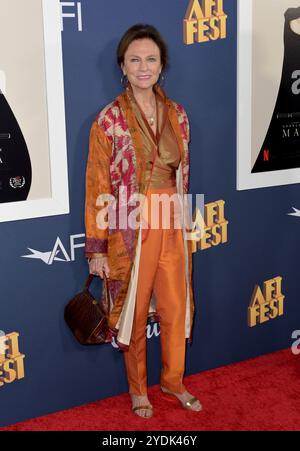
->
<box><xmin>123</xmin><ymin>185</ymin><xmax>187</xmax><ymax>395</ymax></box>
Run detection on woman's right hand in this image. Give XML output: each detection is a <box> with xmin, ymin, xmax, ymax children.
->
<box><xmin>89</xmin><ymin>256</ymin><xmax>110</xmax><ymax>279</ymax></box>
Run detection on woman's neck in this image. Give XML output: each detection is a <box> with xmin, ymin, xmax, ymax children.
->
<box><xmin>129</xmin><ymin>84</ymin><xmax>156</xmax><ymax>106</ymax></box>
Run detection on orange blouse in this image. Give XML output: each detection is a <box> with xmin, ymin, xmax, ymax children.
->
<box><xmin>125</xmin><ymin>85</ymin><xmax>181</xmax><ymax>189</ymax></box>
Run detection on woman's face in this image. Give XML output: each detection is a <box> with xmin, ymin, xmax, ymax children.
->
<box><xmin>121</xmin><ymin>38</ymin><xmax>162</xmax><ymax>91</ymax></box>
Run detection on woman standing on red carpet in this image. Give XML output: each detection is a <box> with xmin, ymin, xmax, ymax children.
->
<box><xmin>85</xmin><ymin>24</ymin><xmax>202</xmax><ymax>418</ymax></box>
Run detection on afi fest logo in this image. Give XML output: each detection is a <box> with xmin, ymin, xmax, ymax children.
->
<box><xmin>248</xmin><ymin>276</ymin><xmax>285</xmax><ymax>327</ymax></box>
<box><xmin>184</xmin><ymin>0</ymin><xmax>227</xmax><ymax>45</ymax></box>
<box><xmin>191</xmin><ymin>200</ymin><xmax>228</xmax><ymax>253</ymax></box>
<box><xmin>0</xmin><ymin>331</ymin><xmax>25</xmax><ymax>387</ymax></box>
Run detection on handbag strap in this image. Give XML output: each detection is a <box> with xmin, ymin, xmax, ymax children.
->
<box><xmin>85</xmin><ymin>274</ymin><xmax>94</xmax><ymax>289</ymax></box>
<box><xmin>85</xmin><ymin>273</ymin><xmax>109</xmax><ymax>313</ymax></box>
<box><xmin>102</xmin><ymin>273</ymin><xmax>110</xmax><ymax>315</ymax></box>
<box><xmin>84</xmin><ymin>273</ymin><xmax>108</xmax><ymax>291</ymax></box>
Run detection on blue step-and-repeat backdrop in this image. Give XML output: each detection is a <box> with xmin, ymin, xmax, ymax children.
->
<box><xmin>1</xmin><ymin>0</ymin><xmax>300</xmax><ymax>427</ymax></box>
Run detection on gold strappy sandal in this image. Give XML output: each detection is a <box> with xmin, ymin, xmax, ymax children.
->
<box><xmin>183</xmin><ymin>396</ymin><xmax>201</xmax><ymax>411</ymax></box>
<box><xmin>132</xmin><ymin>404</ymin><xmax>153</xmax><ymax>418</ymax></box>
<box><xmin>160</xmin><ymin>387</ymin><xmax>202</xmax><ymax>411</ymax></box>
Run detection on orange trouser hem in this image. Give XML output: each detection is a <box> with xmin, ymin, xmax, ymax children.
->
<box><xmin>123</xmin><ymin>186</ymin><xmax>187</xmax><ymax>395</ymax></box>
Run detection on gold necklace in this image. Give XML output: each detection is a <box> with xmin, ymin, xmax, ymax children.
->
<box><xmin>127</xmin><ymin>86</ymin><xmax>157</xmax><ymax>126</ymax></box>
<box><xmin>145</xmin><ymin>102</ymin><xmax>157</xmax><ymax>126</ymax></box>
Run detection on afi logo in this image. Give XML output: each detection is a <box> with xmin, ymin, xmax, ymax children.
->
<box><xmin>288</xmin><ymin>207</ymin><xmax>300</xmax><ymax>217</ymax></box>
<box><xmin>22</xmin><ymin>234</ymin><xmax>85</xmax><ymax>265</ymax></box>
<box><xmin>60</xmin><ymin>1</ymin><xmax>83</xmax><ymax>31</ymax></box>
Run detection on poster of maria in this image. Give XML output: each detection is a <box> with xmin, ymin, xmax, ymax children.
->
<box><xmin>237</xmin><ymin>0</ymin><xmax>300</xmax><ymax>190</ymax></box>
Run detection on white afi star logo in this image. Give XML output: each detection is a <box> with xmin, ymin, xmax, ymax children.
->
<box><xmin>21</xmin><ymin>234</ymin><xmax>85</xmax><ymax>265</ymax></box>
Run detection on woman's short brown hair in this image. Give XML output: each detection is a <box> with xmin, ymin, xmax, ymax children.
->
<box><xmin>117</xmin><ymin>24</ymin><xmax>169</xmax><ymax>71</ymax></box>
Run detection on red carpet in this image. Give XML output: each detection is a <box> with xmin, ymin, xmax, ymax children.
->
<box><xmin>1</xmin><ymin>348</ymin><xmax>299</xmax><ymax>431</ymax></box>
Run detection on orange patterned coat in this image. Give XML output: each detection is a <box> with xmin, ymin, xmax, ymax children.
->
<box><xmin>84</xmin><ymin>84</ymin><xmax>195</xmax><ymax>350</ymax></box>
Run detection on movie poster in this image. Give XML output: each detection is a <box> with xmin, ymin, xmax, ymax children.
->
<box><xmin>0</xmin><ymin>0</ymin><xmax>69</xmax><ymax>221</ymax></box>
<box><xmin>237</xmin><ymin>0</ymin><xmax>300</xmax><ymax>190</ymax></box>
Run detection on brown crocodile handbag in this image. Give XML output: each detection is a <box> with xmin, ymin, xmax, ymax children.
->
<box><xmin>64</xmin><ymin>273</ymin><xmax>110</xmax><ymax>345</ymax></box>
